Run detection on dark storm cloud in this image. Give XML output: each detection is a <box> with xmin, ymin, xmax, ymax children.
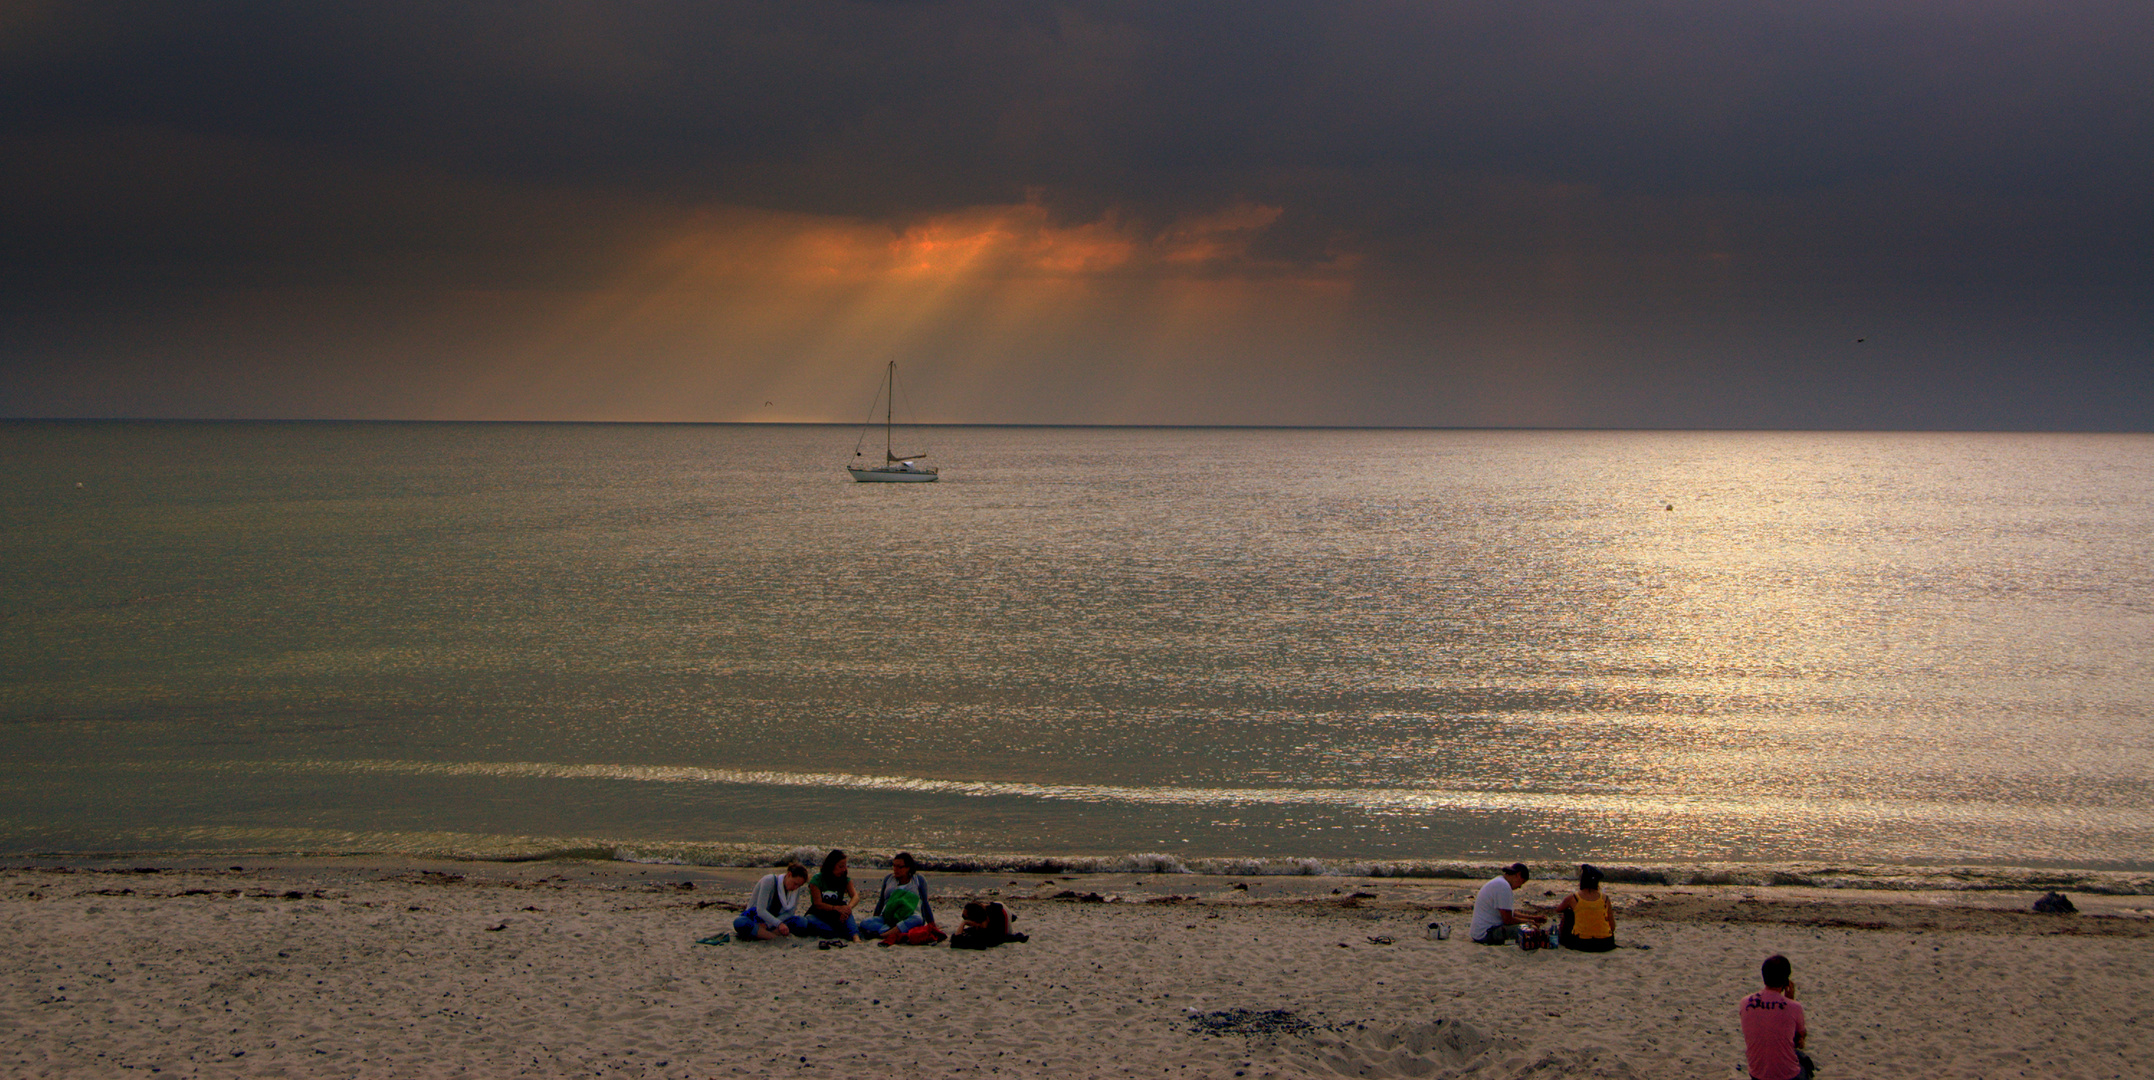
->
<box><xmin>1</xmin><ymin>1</ymin><xmax>2149</xmax><ymax>425</ymax></box>
<box><xmin>12</xmin><ymin>3</ymin><xmax>2146</xmax><ymax>219</ymax></box>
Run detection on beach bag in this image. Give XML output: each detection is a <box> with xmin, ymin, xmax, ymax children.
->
<box><xmin>902</xmin><ymin>924</ymin><xmax>945</xmax><ymax>946</ymax></box>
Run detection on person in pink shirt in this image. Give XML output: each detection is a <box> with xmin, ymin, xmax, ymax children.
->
<box><xmin>1739</xmin><ymin>954</ymin><xmax>1814</xmax><ymax>1080</ymax></box>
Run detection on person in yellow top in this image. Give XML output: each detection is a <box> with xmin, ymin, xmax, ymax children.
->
<box><xmin>1551</xmin><ymin>863</ymin><xmax>1617</xmax><ymax>951</ymax></box>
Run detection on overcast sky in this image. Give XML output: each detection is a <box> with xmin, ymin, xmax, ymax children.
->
<box><xmin>3</xmin><ymin>1</ymin><xmax>2148</xmax><ymax>427</ymax></box>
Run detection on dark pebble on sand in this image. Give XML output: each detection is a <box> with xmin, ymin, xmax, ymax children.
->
<box><xmin>1188</xmin><ymin>1008</ymin><xmax>1334</xmax><ymax>1038</ymax></box>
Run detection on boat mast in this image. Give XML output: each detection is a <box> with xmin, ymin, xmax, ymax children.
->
<box><xmin>884</xmin><ymin>361</ymin><xmax>896</xmax><ymax>463</ymax></box>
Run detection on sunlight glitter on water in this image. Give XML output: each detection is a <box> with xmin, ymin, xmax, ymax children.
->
<box><xmin>2</xmin><ymin>424</ymin><xmax>2149</xmax><ymax>869</ymax></box>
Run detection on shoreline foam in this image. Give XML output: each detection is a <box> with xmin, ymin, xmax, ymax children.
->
<box><xmin>13</xmin><ymin>842</ymin><xmax>2154</xmax><ymax>894</ymax></box>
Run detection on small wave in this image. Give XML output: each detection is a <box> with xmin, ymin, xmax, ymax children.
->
<box><xmin>205</xmin><ymin>757</ymin><xmax>2154</xmax><ymax>836</ymax></box>
<box><xmin>601</xmin><ymin>845</ymin><xmax>2154</xmax><ymax>893</ymax></box>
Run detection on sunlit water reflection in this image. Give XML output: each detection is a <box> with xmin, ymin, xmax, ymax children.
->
<box><xmin>2</xmin><ymin>423</ymin><xmax>2148</xmax><ymax>875</ymax></box>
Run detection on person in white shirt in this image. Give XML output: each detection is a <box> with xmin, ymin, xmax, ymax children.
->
<box><xmin>732</xmin><ymin>862</ymin><xmax>812</xmax><ymax>940</ymax></box>
<box><xmin>1469</xmin><ymin>862</ymin><xmax>1544</xmax><ymax>945</ymax></box>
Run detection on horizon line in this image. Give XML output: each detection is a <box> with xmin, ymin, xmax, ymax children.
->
<box><xmin>2</xmin><ymin>417</ymin><xmax>2149</xmax><ymax>435</ymax></box>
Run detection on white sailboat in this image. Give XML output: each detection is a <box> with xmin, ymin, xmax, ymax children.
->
<box><xmin>847</xmin><ymin>361</ymin><xmax>940</xmax><ymax>482</ymax></box>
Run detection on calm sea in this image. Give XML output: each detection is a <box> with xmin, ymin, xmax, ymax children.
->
<box><xmin>3</xmin><ymin>422</ymin><xmax>2150</xmax><ymax>888</ymax></box>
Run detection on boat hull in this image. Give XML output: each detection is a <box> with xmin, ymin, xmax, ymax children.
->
<box><xmin>848</xmin><ymin>467</ymin><xmax>939</xmax><ymax>483</ymax></box>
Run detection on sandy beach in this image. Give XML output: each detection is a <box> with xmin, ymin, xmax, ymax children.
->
<box><xmin>3</xmin><ymin>860</ymin><xmax>2148</xmax><ymax>1079</ymax></box>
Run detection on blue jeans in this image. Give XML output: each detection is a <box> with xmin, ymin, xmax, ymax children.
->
<box><xmin>803</xmin><ymin>910</ymin><xmax>858</xmax><ymax>939</ymax></box>
<box><xmin>859</xmin><ymin>914</ymin><xmax>925</xmax><ymax>938</ymax></box>
<box><xmin>1473</xmin><ymin>924</ymin><xmax>1520</xmax><ymax>946</ymax></box>
<box><xmin>733</xmin><ymin>912</ymin><xmax>813</xmax><ymax>940</ymax></box>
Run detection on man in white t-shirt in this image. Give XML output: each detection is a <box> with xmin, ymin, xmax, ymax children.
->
<box><xmin>1469</xmin><ymin>862</ymin><xmax>1544</xmax><ymax>945</ymax></box>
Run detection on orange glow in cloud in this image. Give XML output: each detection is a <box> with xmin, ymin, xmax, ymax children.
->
<box><xmin>1155</xmin><ymin>201</ymin><xmax>1284</xmax><ymax>266</ymax></box>
<box><xmin>721</xmin><ymin>196</ymin><xmax>1305</xmax><ymax>284</ymax></box>
<box><xmin>471</xmin><ymin>194</ymin><xmax>1365</xmax><ymax>423</ymax></box>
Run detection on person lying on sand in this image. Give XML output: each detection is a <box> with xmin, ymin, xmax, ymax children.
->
<box><xmin>732</xmin><ymin>862</ymin><xmax>813</xmax><ymax>941</ymax></box>
<box><xmin>949</xmin><ymin>900</ymin><xmax>1026</xmax><ymax>949</ymax></box>
<box><xmin>1469</xmin><ymin>862</ymin><xmax>1545</xmax><ymax>945</ymax></box>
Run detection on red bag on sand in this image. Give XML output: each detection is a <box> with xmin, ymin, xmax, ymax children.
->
<box><xmin>903</xmin><ymin>925</ymin><xmax>946</xmax><ymax>945</ymax></box>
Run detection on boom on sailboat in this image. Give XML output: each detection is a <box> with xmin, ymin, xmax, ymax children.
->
<box><xmin>847</xmin><ymin>361</ymin><xmax>939</xmax><ymax>483</ymax></box>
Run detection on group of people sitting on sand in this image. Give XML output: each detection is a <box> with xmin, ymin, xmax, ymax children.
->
<box><xmin>730</xmin><ymin>849</ymin><xmax>1021</xmax><ymax>949</ymax></box>
<box><xmin>739</xmin><ymin>851</ymin><xmax>1809</xmax><ymax>1078</ymax></box>
<box><xmin>1474</xmin><ymin>861</ymin><xmax>1815</xmax><ymax>1079</ymax></box>
<box><xmin>1470</xmin><ymin>861</ymin><xmax>1618</xmax><ymax>950</ymax></box>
